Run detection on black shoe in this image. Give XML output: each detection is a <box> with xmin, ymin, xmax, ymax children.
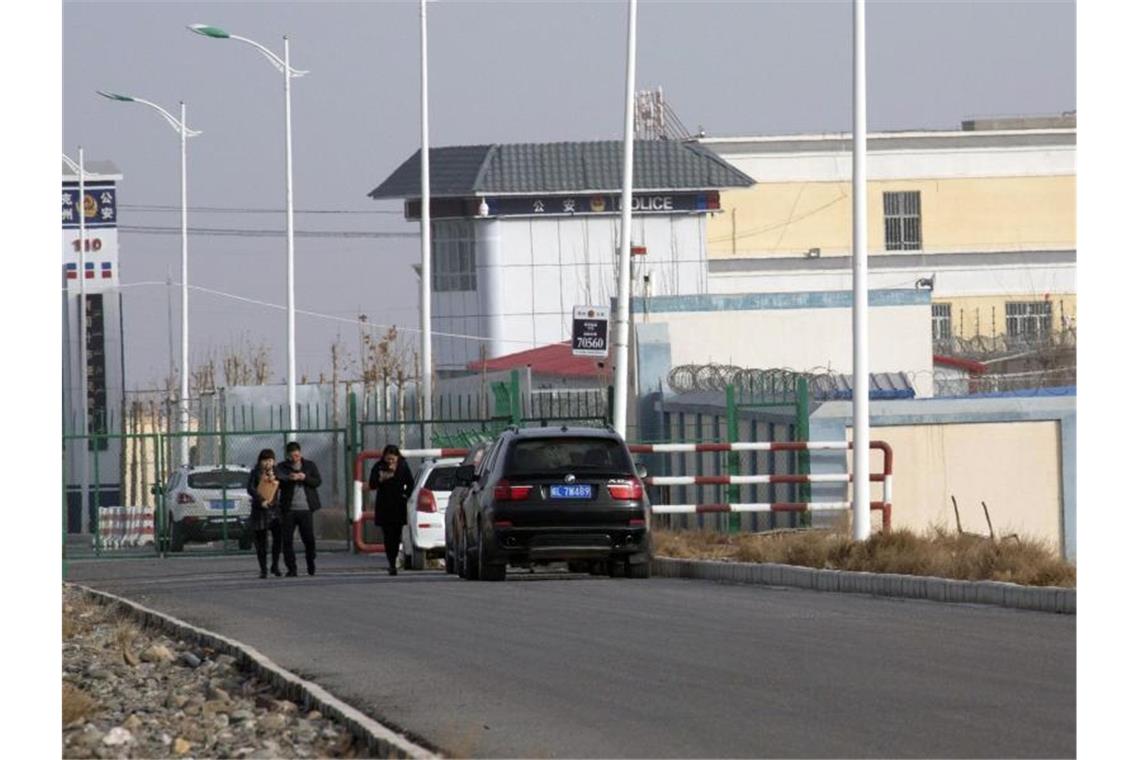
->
<box><xmin>285</xmin><ymin>570</ymin><xmax>298</xmax><ymax>577</ymax></box>
<box><xmin>388</xmin><ymin>567</ymin><xmax>397</xmax><ymax>576</ymax></box>
<box><xmin>259</xmin><ymin>570</ymin><xmax>268</xmax><ymax>579</ymax></box>
<box><xmin>271</xmin><ymin>567</ymin><xmax>282</xmax><ymax>577</ymax></box>
<box><xmin>307</xmin><ymin>568</ymin><xmax>315</xmax><ymax>576</ymax></box>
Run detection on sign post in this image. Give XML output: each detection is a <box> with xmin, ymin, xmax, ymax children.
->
<box><xmin>572</xmin><ymin>305</ymin><xmax>610</xmax><ymax>358</ymax></box>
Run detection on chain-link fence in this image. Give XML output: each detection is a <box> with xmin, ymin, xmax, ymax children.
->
<box><xmin>63</xmin><ymin>426</ymin><xmax>353</xmax><ymax>561</ymax></box>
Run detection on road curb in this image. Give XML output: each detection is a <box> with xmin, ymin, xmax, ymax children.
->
<box><xmin>650</xmin><ymin>558</ymin><xmax>1076</xmax><ymax>614</ymax></box>
<box><xmin>67</xmin><ymin>583</ymin><xmax>439</xmax><ymax>758</ymax></box>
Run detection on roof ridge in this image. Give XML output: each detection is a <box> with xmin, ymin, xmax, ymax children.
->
<box><xmin>471</xmin><ymin>144</ymin><xmax>499</xmax><ymax>194</ymax></box>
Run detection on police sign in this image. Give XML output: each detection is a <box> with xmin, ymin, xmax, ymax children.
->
<box><xmin>572</xmin><ymin>305</ymin><xmax>610</xmax><ymax>357</ymax></box>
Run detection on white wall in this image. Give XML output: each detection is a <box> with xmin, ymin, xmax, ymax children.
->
<box><xmin>708</xmin><ymin>259</ymin><xmax>1075</xmax><ymax>299</ymax></box>
<box><xmin>646</xmin><ymin>302</ymin><xmax>934</xmax><ymax>397</ymax></box>
<box><xmin>434</xmin><ymin>211</ymin><xmax>711</xmax><ymax>369</ymax></box>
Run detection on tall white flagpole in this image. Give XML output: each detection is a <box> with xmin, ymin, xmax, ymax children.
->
<box><xmin>612</xmin><ymin>0</ymin><xmax>638</xmax><ymax>438</ymax></box>
<box><xmin>851</xmin><ymin>0</ymin><xmax>871</xmax><ymax>540</ymax></box>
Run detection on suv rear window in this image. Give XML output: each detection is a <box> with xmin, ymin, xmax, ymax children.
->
<box><xmin>424</xmin><ymin>466</ymin><xmax>458</xmax><ymax>491</ymax></box>
<box><xmin>188</xmin><ymin>470</ymin><xmax>248</xmax><ymax>490</ymax></box>
<box><xmin>505</xmin><ymin>438</ymin><xmax>631</xmax><ymax>475</ymax></box>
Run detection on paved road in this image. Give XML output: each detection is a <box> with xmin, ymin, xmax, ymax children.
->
<box><xmin>68</xmin><ymin>553</ymin><xmax>1075</xmax><ymax>758</ymax></box>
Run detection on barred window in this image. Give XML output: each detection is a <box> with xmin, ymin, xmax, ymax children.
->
<box><xmin>932</xmin><ymin>303</ymin><xmax>952</xmax><ymax>342</ymax></box>
<box><xmin>1005</xmin><ymin>301</ymin><xmax>1052</xmax><ymax>342</ymax></box>
<box><xmin>431</xmin><ymin>219</ymin><xmax>476</xmax><ymax>292</ymax></box>
<box><xmin>884</xmin><ymin>191</ymin><xmax>922</xmax><ymax>251</ymax></box>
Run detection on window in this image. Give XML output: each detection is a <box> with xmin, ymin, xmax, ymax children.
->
<box><xmin>884</xmin><ymin>191</ymin><xmax>922</xmax><ymax>251</ymax></box>
<box><xmin>431</xmin><ymin>219</ymin><xmax>476</xmax><ymax>292</ymax></box>
<box><xmin>505</xmin><ymin>438</ymin><xmax>632</xmax><ymax>475</ymax></box>
<box><xmin>1005</xmin><ymin>301</ymin><xmax>1052</xmax><ymax>343</ymax></box>
<box><xmin>424</xmin><ymin>466</ymin><xmax>458</xmax><ymax>491</ymax></box>
<box><xmin>187</xmin><ymin>470</ymin><xmax>248</xmax><ymax>490</ymax></box>
<box><xmin>932</xmin><ymin>303</ymin><xmax>952</xmax><ymax>343</ymax></box>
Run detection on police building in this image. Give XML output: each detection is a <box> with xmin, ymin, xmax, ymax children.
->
<box><xmin>368</xmin><ymin>141</ymin><xmax>755</xmax><ymax>373</ymax></box>
<box><xmin>62</xmin><ymin>158</ymin><xmax>126</xmax><ymax>533</ymax></box>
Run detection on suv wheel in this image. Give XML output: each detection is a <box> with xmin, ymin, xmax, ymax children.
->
<box><xmin>170</xmin><ymin>517</ymin><xmax>185</xmax><ymax>552</ymax></box>
<box><xmin>460</xmin><ymin>522</ymin><xmax>479</xmax><ymax>581</ymax></box>
<box><xmin>478</xmin><ymin>522</ymin><xmax>506</xmax><ymax>582</ymax></box>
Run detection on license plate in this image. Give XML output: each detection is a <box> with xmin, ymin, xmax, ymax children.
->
<box><xmin>550</xmin><ymin>484</ymin><xmax>593</xmax><ymax>500</ymax></box>
<box><xmin>208</xmin><ymin>499</ymin><xmax>237</xmax><ymax>511</ymax></box>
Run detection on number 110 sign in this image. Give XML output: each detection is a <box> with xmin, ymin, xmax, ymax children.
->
<box><xmin>571</xmin><ymin>305</ymin><xmax>610</xmax><ymax>358</ymax></box>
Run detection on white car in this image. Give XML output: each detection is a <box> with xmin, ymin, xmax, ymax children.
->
<box><xmin>402</xmin><ymin>458</ymin><xmax>463</xmax><ymax>570</ymax></box>
<box><xmin>161</xmin><ymin>465</ymin><xmax>253</xmax><ymax>552</ymax></box>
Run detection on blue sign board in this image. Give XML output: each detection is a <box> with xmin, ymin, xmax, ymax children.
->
<box><xmin>62</xmin><ymin>184</ymin><xmax>117</xmax><ymax>229</ymax></box>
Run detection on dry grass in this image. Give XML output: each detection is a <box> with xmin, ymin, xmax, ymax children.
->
<box><xmin>655</xmin><ymin>526</ymin><xmax>1076</xmax><ymax>587</ymax></box>
<box><xmin>62</xmin><ymin>683</ymin><xmax>97</xmax><ymax>726</ymax></box>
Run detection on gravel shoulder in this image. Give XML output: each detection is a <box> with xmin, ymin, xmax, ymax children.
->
<box><xmin>62</xmin><ymin>585</ymin><xmax>369</xmax><ymax>759</ymax></box>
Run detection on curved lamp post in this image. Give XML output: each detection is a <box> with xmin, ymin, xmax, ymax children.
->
<box><xmin>188</xmin><ymin>23</ymin><xmax>308</xmax><ymax>434</ymax></box>
<box><xmin>97</xmin><ymin>90</ymin><xmax>201</xmax><ymax>465</ymax></box>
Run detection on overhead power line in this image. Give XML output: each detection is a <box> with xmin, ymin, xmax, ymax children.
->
<box><xmin>118</xmin><ymin>225</ymin><xmax>418</xmax><ymax>239</ymax></box>
<box><xmin>120</xmin><ymin>203</ymin><xmax>404</xmax><ymax>215</ymax></box>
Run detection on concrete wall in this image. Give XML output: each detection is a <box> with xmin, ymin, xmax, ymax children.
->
<box><xmin>809</xmin><ymin>394</ymin><xmax>1076</xmax><ymax>560</ymax></box>
<box><xmin>631</xmin><ymin>289</ymin><xmax>935</xmax><ymax>397</ymax></box>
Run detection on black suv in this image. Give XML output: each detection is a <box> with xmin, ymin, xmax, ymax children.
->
<box><xmin>452</xmin><ymin>426</ymin><xmax>651</xmax><ymax>581</ymax></box>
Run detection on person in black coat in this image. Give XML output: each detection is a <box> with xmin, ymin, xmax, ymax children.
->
<box><xmin>275</xmin><ymin>441</ymin><xmax>322</xmax><ymax>577</ymax></box>
<box><xmin>246</xmin><ymin>448</ymin><xmax>283</xmax><ymax>579</ymax></box>
<box><xmin>369</xmin><ymin>444</ymin><xmax>415</xmax><ymax>575</ymax></box>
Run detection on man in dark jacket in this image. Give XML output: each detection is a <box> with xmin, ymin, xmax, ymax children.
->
<box><xmin>369</xmin><ymin>444</ymin><xmax>415</xmax><ymax>575</ymax></box>
<box><xmin>275</xmin><ymin>441</ymin><xmax>322</xmax><ymax>576</ymax></box>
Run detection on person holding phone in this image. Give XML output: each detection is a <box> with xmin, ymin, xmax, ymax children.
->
<box><xmin>246</xmin><ymin>448</ymin><xmax>283</xmax><ymax>579</ymax></box>
<box><xmin>275</xmin><ymin>441</ymin><xmax>322</xmax><ymax>577</ymax></box>
<box><xmin>369</xmin><ymin>444</ymin><xmax>415</xmax><ymax>575</ymax></box>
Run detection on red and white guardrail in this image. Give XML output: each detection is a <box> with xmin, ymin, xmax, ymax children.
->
<box><xmin>631</xmin><ymin>440</ymin><xmax>894</xmax><ymax>532</ymax></box>
<box><xmin>350</xmin><ymin>441</ymin><xmax>894</xmax><ymax>552</ymax></box>
<box><xmin>97</xmin><ymin>505</ymin><xmax>156</xmax><ymax>548</ymax></box>
<box><xmin>352</xmin><ymin>448</ymin><xmax>468</xmax><ymax>553</ymax></box>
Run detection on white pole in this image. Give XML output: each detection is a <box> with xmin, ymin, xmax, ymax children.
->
<box><xmin>419</xmin><ymin>0</ymin><xmax>433</xmax><ymax>443</ymax></box>
<box><xmin>284</xmin><ymin>35</ymin><xmax>298</xmax><ymax>434</ymax></box>
<box><xmin>612</xmin><ymin>0</ymin><xmax>638</xmax><ymax>439</ymax></box>
<box><xmin>180</xmin><ymin>102</ymin><xmax>191</xmax><ymax>467</ymax></box>
<box><xmin>77</xmin><ymin>147</ymin><xmax>91</xmax><ymax>532</ymax></box>
<box><xmin>851</xmin><ymin>0</ymin><xmax>871</xmax><ymax>541</ymax></box>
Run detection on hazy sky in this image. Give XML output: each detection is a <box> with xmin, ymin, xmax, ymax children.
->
<box><xmin>61</xmin><ymin>0</ymin><xmax>1076</xmax><ymax>390</ymax></box>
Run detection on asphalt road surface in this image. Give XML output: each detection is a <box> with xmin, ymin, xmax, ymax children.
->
<box><xmin>68</xmin><ymin>553</ymin><xmax>1075</xmax><ymax>758</ymax></box>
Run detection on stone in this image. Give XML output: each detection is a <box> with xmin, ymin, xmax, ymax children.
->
<box><xmin>166</xmin><ymin>692</ymin><xmax>191</xmax><ymax>710</ymax></box>
<box><xmin>260</xmin><ymin>713</ymin><xmax>288</xmax><ymax>731</ymax></box>
<box><xmin>215</xmin><ymin>654</ymin><xmax>238</xmax><ymax>669</ymax></box>
<box><xmin>231</xmin><ymin>709</ymin><xmax>255</xmax><ymax>722</ymax></box>
<box><xmin>208</xmin><ymin>684</ymin><xmax>232</xmax><ymax>702</ymax></box>
<box><xmin>102</xmin><ymin>727</ymin><xmax>132</xmax><ymax>746</ymax></box>
<box><xmin>202</xmin><ymin>699</ymin><xmax>231</xmax><ymax>717</ymax></box>
<box><xmin>123</xmin><ymin>714</ymin><xmax>143</xmax><ymax>731</ymax></box>
<box><xmin>275</xmin><ymin>700</ymin><xmax>299</xmax><ymax>715</ymax></box>
<box><xmin>86</xmin><ymin>665</ymin><xmax>112</xmax><ymax>680</ymax></box>
<box><xmin>173</xmin><ymin>737</ymin><xmax>192</xmax><ymax>755</ymax></box>
<box><xmin>214</xmin><ymin>713</ymin><xmax>231</xmax><ymax>730</ymax></box>
<box><xmin>306</xmin><ymin>709</ymin><xmax>322</xmax><ymax>720</ymax></box>
<box><xmin>179</xmin><ymin>652</ymin><xmax>202</xmax><ymax>668</ymax></box>
<box><xmin>140</xmin><ymin>645</ymin><xmax>176</xmax><ymax>664</ymax></box>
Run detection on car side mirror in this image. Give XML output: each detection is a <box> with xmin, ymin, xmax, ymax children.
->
<box><xmin>454</xmin><ymin>464</ymin><xmax>476</xmax><ymax>487</ymax></box>
<box><xmin>636</xmin><ymin>464</ymin><xmax>648</xmax><ymax>480</ymax></box>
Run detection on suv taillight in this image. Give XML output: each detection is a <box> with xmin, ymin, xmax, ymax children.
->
<box><xmin>416</xmin><ymin>489</ymin><xmax>437</xmax><ymax>513</ymax></box>
<box><xmin>607</xmin><ymin>480</ymin><xmax>644</xmax><ymax>500</ymax></box>
<box><xmin>177</xmin><ymin>492</ymin><xmax>195</xmax><ymax>505</ymax></box>
<box><xmin>493</xmin><ymin>480</ymin><xmax>533</xmax><ymax>501</ymax></box>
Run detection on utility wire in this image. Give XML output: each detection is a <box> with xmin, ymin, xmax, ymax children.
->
<box><xmin>118</xmin><ymin>225</ymin><xmax>418</xmax><ymax>239</ymax></box>
<box><xmin>120</xmin><ymin>203</ymin><xmax>403</xmax><ymax>215</ymax></box>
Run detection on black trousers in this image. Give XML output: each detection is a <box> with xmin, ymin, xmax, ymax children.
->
<box><xmin>380</xmin><ymin>523</ymin><xmax>403</xmax><ymax>569</ymax></box>
<box><xmin>281</xmin><ymin>509</ymin><xmax>316</xmax><ymax>574</ymax></box>
<box><xmin>253</xmin><ymin>523</ymin><xmax>282</xmax><ymax>573</ymax></box>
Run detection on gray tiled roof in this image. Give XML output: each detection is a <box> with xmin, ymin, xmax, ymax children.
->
<box><xmin>368</xmin><ymin>140</ymin><xmax>754</xmax><ymax>199</ymax></box>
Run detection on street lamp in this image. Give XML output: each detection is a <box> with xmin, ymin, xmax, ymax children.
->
<box><xmin>188</xmin><ymin>23</ymin><xmax>308</xmax><ymax>434</ymax></box>
<box><xmin>63</xmin><ymin>148</ymin><xmax>91</xmax><ymax>531</ymax></box>
<box><xmin>97</xmin><ymin>91</ymin><xmax>201</xmax><ymax>465</ymax></box>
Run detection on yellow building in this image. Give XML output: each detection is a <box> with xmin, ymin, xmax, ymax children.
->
<box><xmin>699</xmin><ymin>115</ymin><xmax>1076</xmax><ymax>349</ymax></box>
